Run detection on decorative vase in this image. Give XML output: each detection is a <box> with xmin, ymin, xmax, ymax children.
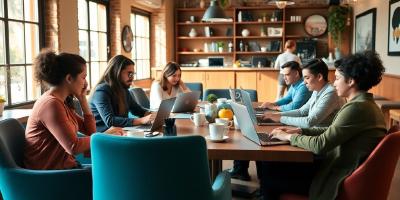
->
<box><xmin>0</xmin><ymin>102</ymin><xmax>4</xmax><ymax>116</ymax></box>
<box><xmin>334</xmin><ymin>47</ymin><xmax>341</xmax><ymax>60</ymax></box>
<box><xmin>218</xmin><ymin>47</ymin><xmax>224</xmax><ymax>53</ymax></box>
<box><xmin>188</xmin><ymin>28</ymin><xmax>197</xmax><ymax>37</ymax></box>
<box><xmin>200</xmin><ymin>0</ymin><xmax>205</xmax><ymax>9</ymax></box>
<box><xmin>241</xmin><ymin>29</ymin><xmax>250</xmax><ymax>37</ymax></box>
<box><xmin>205</xmin><ymin>103</ymin><xmax>218</xmax><ymax>123</ymax></box>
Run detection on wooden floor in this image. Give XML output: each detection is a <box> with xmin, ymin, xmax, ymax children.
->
<box><xmin>223</xmin><ymin>157</ymin><xmax>400</xmax><ymax>200</ymax></box>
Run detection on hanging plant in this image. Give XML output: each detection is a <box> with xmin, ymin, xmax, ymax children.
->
<box><xmin>328</xmin><ymin>5</ymin><xmax>350</xmax><ymax>49</ymax></box>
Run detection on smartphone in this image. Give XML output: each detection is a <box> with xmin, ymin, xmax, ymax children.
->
<box><xmin>144</xmin><ymin>131</ymin><xmax>160</xmax><ymax>137</ymax></box>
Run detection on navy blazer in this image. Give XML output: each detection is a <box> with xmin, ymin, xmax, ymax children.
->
<box><xmin>89</xmin><ymin>83</ymin><xmax>146</xmax><ymax>132</ymax></box>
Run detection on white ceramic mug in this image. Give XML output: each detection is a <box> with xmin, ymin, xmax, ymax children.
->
<box><xmin>215</xmin><ymin>118</ymin><xmax>233</xmax><ymax>128</ymax></box>
<box><xmin>191</xmin><ymin>113</ymin><xmax>206</xmax><ymax>127</ymax></box>
<box><xmin>209</xmin><ymin>123</ymin><xmax>226</xmax><ymax>140</ymax></box>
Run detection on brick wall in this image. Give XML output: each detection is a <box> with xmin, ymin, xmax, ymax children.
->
<box><xmin>109</xmin><ymin>0</ymin><xmax>122</xmax><ymax>56</ymax></box>
<box><xmin>44</xmin><ymin>0</ymin><xmax>59</xmax><ymax>52</ymax></box>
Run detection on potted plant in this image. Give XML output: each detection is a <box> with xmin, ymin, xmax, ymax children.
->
<box><xmin>328</xmin><ymin>5</ymin><xmax>350</xmax><ymax>60</ymax></box>
<box><xmin>217</xmin><ymin>42</ymin><xmax>224</xmax><ymax>53</ymax></box>
<box><xmin>0</xmin><ymin>96</ymin><xmax>5</xmax><ymax>116</ymax></box>
<box><xmin>205</xmin><ymin>94</ymin><xmax>218</xmax><ymax>123</ymax></box>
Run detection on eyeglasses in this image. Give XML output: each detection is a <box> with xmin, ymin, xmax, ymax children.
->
<box><xmin>128</xmin><ymin>72</ymin><xmax>136</xmax><ymax>78</ymax></box>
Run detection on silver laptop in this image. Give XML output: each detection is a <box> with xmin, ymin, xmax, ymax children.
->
<box><xmin>124</xmin><ymin>97</ymin><xmax>176</xmax><ymax>132</ymax></box>
<box><xmin>171</xmin><ymin>91</ymin><xmax>201</xmax><ymax>113</ymax></box>
<box><xmin>231</xmin><ymin>102</ymin><xmax>289</xmax><ymax>146</ymax></box>
<box><xmin>240</xmin><ymin>90</ymin><xmax>283</xmax><ymax>126</ymax></box>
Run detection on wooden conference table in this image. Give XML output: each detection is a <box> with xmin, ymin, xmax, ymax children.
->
<box><xmin>173</xmin><ymin>118</ymin><xmax>314</xmax><ymax>180</ymax></box>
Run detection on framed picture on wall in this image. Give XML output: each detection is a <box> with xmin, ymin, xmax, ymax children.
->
<box><xmin>355</xmin><ymin>8</ymin><xmax>376</xmax><ymax>52</ymax></box>
<box><xmin>388</xmin><ymin>0</ymin><xmax>400</xmax><ymax>56</ymax></box>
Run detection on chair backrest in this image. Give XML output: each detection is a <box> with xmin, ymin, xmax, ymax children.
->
<box><xmin>203</xmin><ymin>89</ymin><xmax>258</xmax><ymax>102</ymax></box>
<box><xmin>337</xmin><ymin>131</ymin><xmax>400</xmax><ymax>200</ymax></box>
<box><xmin>186</xmin><ymin>82</ymin><xmax>203</xmax><ymax>100</ymax></box>
<box><xmin>129</xmin><ymin>87</ymin><xmax>150</xmax><ymax>109</ymax></box>
<box><xmin>0</xmin><ymin>119</ymin><xmax>93</xmax><ymax>200</ymax></box>
<box><xmin>0</xmin><ymin>118</ymin><xmax>26</xmax><ymax>168</ymax></box>
<box><xmin>91</xmin><ymin>134</ymin><xmax>213</xmax><ymax>200</ymax></box>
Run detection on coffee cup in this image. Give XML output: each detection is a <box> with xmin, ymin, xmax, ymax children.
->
<box><xmin>215</xmin><ymin>118</ymin><xmax>233</xmax><ymax>128</ymax></box>
<box><xmin>191</xmin><ymin>113</ymin><xmax>206</xmax><ymax>127</ymax></box>
<box><xmin>209</xmin><ymin>123</ymin><xmax>226</xmax><ymax>140</ymax></box>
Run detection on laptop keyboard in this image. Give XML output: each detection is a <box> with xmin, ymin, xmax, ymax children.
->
<box><xmin>254</xmin><ymin>107</ymin><xmax>267</xmax><ymax>112</ymax></box>
<box><xmin>136</xmin><ymin>124</ymin><xmax>152</xmax><ymax>129</ymax></box>
<box><xmin>257</xmin><ymin>133</ymin><xmax>281</xmax><ymax>142</ymax></box>
<box><xmin>256</xmin><ymin>117</ymin><xmax>277</xmax><ymax>123</ymax></box>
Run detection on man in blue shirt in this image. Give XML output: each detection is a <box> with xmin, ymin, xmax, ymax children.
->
<box><xmin>260</xmin><ymin>61</ymin><xmax>312</xmax><ymax>111</ymax></box>
<box><xmin>230</xmin><ymin>61</ymin><xmax>312</xmax><ymax>181</ymax></box>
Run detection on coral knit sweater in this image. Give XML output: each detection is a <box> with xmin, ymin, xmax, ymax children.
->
<box><xmin>24</xmin><ymin>92</ymin><xmax>96</xmax><ymax>170</ymax></box>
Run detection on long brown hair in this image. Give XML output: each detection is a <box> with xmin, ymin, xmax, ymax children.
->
<box><xmin>89</xmin><ymin>55</ymin><xmax>135</xmax><ymax>115</ymax></box>
<box><xmin>158</xmin><ymin>62</ymin><xmax>182</xmax><ymax>91</ymax></box>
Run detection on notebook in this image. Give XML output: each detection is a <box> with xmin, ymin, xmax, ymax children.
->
<box><xmin>124</xmin><ymin>97</ymin><xmax>176</xmax><ymax>132</ymax></box>
<box><xmin>240</xmin><ymin>90</ymin><xmax>283</xmax><ymax>126</ymax></box>
<box><xmin>230</xmin><ymin>102</ymin><xmax>289</xmax><ymax>146</ymax></box>
<box><xmin>171</xmin><ymin>91</ymin><xmax>201</xmax><ymax>113</ymax></box>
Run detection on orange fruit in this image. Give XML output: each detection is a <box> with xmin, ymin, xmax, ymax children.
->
<box><xmin>218</xmin><ymin>108</ymin><xmax>233</xmax><ymax>120</ymax></box>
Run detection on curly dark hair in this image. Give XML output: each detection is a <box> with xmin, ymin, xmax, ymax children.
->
<box><xmin>303</xmin><ymin>59</ymin><xmax>329</xmax><ymax>82</ymax></box>
<box><xmin>34</xmin><ymin>49</ymin><xmax>86</xmax><ymax>86</ymax></box>
<box><xmin>334</xmin><ymin>51</ymin><xmax>385</xmax><ymax>91</ymax></box>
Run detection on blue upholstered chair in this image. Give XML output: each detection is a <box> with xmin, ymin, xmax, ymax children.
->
<box><xmin>203</xmin><ymin>89</ymin><xmax>258</xmax><ymax>102</ymax></box>
<box><xmin>186</xmin><ymin>82</ymin><xmax>203</xmax><ymax>100</ymax></box>
<box><xmin>0</xmin><ymin>118</ymin><xmax>92</xmax><ymax>200</ymax></box>
<box><xmin>129</xmin><ymin>87</ymin><xmax>150</xmax><ymax>109</ymax></box>
<box><xmin>91</xmin><ymin>134</ymin><xmax>231</xmax><ymax>200</ymax></box>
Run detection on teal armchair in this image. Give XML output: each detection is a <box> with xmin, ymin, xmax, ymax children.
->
<box><xmin>0</xmin><ymin>118</ymin><xmax>92</xmax><ymax>200</ymax></box>
<box><xmin>91</xmin><ymin>134</ymin><xmax>231</xmax><ymax>200</ymax></box>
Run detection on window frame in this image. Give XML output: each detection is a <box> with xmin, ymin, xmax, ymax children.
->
<box><xmin>131</xmin><ymin>8</ymin><xmax>151</xmax><ymax>80</ymax></box>
<box><xmin>78</xmin><ymin>0</ymin><xmax>110</xmax><ymax>89</ymax></box>
<box><xmin>0</xmin><ymin>0</ymin><xmax>44</xmax><ymax>108</ymax></box>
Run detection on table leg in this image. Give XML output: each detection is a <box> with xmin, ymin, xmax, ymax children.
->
<box><xmin>209</xmin><ymin>159</ymin><xmax>222</xmax><ymax>181</ymax></box>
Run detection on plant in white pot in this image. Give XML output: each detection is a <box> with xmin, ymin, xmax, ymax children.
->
<box><xmin>0</xmin><ymin>96</ymin><xmax>5</xmax><ymax>116</ymax></box>
<box><xmin>328</xmin><ymin>5</ymin><xmax>350</xmax><ymax>60</ymax></box>
<box><xmin>217</xmin><ymin>42</ymin><xmax>224</xmax><ymax>53</ymax></box>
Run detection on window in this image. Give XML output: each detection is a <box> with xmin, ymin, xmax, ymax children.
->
<box><xmin>0</xmin><ymin>0</ymin><xmax>42</xmax><ymax>107</ymax></box>
<box><xmin>131</xmin><ymin>9</ymin><xmax>150</xmax><ymax>80</ymax></box>
<box><xmin>78</xmin><ymin>0</ymin><xmax>109</xmax><ymax>88</ymax></box>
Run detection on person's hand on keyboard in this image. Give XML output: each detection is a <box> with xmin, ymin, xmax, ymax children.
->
<box><xmin>104</xmin><ymin>126</ymin><xmax>124</xmax><ymax>136</ymax></box>
<box><xmin>259</xmin><ymin>102</ymin><xmax>274</xmax><ymax>109</ymax></box>
<box><xmin>270</xmin><ymin>129</ymin><xmax>292</xmax><ymax>141</ymax></box>
<box><xmin>273</xmin><ymin>127</ymin><xmax>302</xmax><ymax>134</ymax></box>
<box><xmin>262</xmin><ymin>112</ymin><xmax>281</xmax><ymax>122</ymax></box>
<box><xmin>134</xmin><ymin>112</ymin><xmax>156</xmax><ymax>125</ymax></box>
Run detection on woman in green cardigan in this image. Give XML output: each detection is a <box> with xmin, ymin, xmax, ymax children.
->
<box><xmin>259</xmin><ymin>51</ymin><xmax>387</xmax><ymax>200</ymax></box>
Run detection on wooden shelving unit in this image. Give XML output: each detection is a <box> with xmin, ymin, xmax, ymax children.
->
<box><xmin>175</xmin><ymin>5</ymin><xmax>333</xmax><ymax>66</ymax></box>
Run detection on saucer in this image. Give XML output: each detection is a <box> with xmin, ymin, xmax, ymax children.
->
<box><xmin>205</xmin><ymin>135</ymin><xmax>229</xmax><ymax>142</ymax></box>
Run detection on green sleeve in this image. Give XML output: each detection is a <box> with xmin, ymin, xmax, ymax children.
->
<box><xmin>290</xmin><ymin>103</ymin><xmax>368</xmax><ymax>154</ymax></box>
<box><xmin>301</xmin><ymin>127</ymin><xmax>328</xmax><ymax>136</ymax></box>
